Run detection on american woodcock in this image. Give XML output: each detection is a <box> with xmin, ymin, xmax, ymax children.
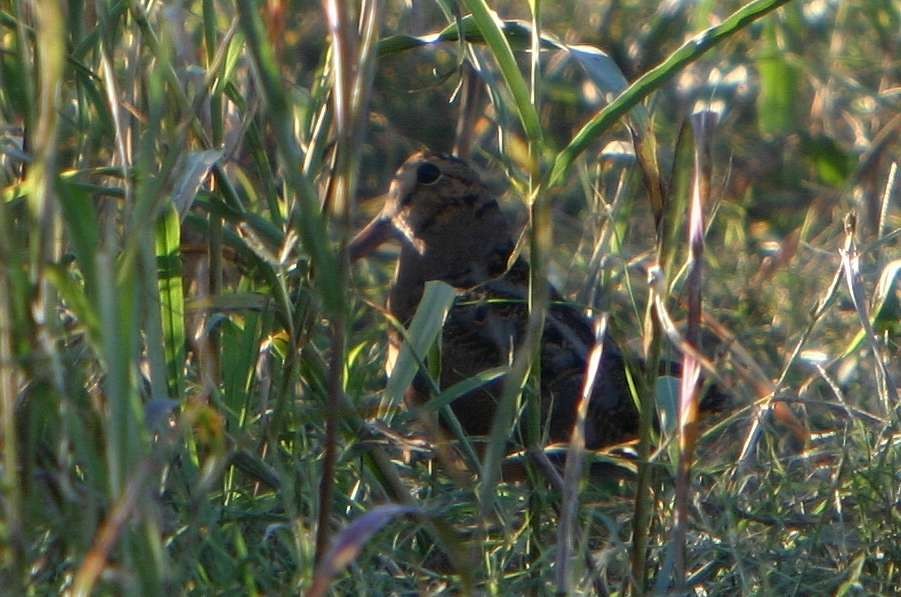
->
<box><xmin>350</xmin><ymin>150</ymin><xmax>720</xmax><ymax>452</ymax></box>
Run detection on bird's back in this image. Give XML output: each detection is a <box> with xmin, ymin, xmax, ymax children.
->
<box><xmin>419</xmin><ymin>258</ymin><xmax>638</xmax><ymax>449</ymax></box>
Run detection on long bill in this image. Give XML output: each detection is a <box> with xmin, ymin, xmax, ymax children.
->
<box><xmin>348</xmin><ymin>213</ymin><xmax>397</xmax><ymax>261</ymax></box>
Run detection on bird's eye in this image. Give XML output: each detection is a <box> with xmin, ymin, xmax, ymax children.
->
<box><xmin>416</xmin><ymin>162</ymin><xmax>442</xmax><ymax>185</ymax></box>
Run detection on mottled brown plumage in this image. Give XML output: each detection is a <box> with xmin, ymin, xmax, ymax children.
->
<box><xmin>350</xmin><ymin>151</ymin><xmax>690</xmax><ymax>452</ymax></box>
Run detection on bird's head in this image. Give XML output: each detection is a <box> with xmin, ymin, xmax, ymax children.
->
<box><xmin>350</xmin><ymin>151</ymin><xmax>515</xmax><ymax>288</ymax></box>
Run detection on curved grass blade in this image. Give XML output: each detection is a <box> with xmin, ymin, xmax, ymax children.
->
<box><xmin>549</xmin><ymin>0</ymin><xmax>795</xmax><ymax>188</ymax></box>
<box><xmin>171</xmin><ymin>149</ymin><xmax>222</xmax><ymax>218</ymax></box>
<box><xmin>308</xmin><ymin>504</ymin><xmax>421</xmax><ymax>597</ymax></box>
<box><xmin>377</xmin><ymin>15</ymin><xmax>547</xmax><ymax>57</ymax></box>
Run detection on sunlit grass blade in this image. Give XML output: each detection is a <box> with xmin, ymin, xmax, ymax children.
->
<box><xmin>556</xmin><ymin>316</ymin><xmax>606</xmax><ymax>593</ymax></box>
<box><xmin>383</xmin><ymin>281</ymin><xmax>456</xmax><ymax>408</ymax></box>
<box><xmin>155</xmin><ymin>202</ymin><xmax>186</xmax><ymax>400</ymax></box>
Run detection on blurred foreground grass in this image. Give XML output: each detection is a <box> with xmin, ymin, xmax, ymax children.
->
<box><xmin>0</xmin><ymin>0</ymin><xmax>898</xmax><ymax>593</ymax></box>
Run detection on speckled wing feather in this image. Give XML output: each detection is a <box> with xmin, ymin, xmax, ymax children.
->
<box><xmin>438</xmin><ymin>258</ymin><xmax>639</xmax><ymax>448</ymax></box>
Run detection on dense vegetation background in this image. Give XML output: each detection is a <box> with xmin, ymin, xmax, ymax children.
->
<box><xmin>0</xmin><ymin>0</ymin><xmax>897</xmax><ymax>593</ymax></box>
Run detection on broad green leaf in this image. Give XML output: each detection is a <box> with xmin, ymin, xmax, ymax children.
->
<box><xmin>383</xmin><ymin>281</ymin><xmax>456</xmax><ymax>408</ymax></box>
<box><xmin>871</xmin><ymin>259</ymin><xmax>900</xmax><ymax>337</ymax></box>
<box><xmin>187</xmin><ymin>292</ymin><xmax>271</xmax><ymax>313</ymax></box>
<box><xmin>656</xmin><ymin>375</ymin><xmax>680</xmax><ymax>473</ymax></box>
<box><xmin>155</xmin><ymin>202</ymin><xmax>185</xmax><ymax>400</ymax></box>
<box><xmin>377</xmin><ymin>15</ymin><xmax>544</xmax><ymax>56</ymax></box>
<box><xmin>566</xmin><ymin>44</ymin><xmax>629</xmax><ymax>100</ymax></box>
<box><xmin>220</xmin><ymin>311</ymin><xmax>263</xmax><ymax>423</ymax></box>
<box><xmin>98</xmin><ymin>250</ymin><xmax>144</xmax><ymax>495</ymax></box>
<box><xmin>182</xmin><ymin>212</ymin><xmax>294</xmax><ymax>332</ymax></box>
<box><xmin>217</xmin><ymin>31</ymin><xmax>244</xmax><ymax>97</ymax></box>
<box><xmin>840</xmin><ymin>259</ymin><xmax>900</xmax><ymax>358</ymax></box>
<box><xmin>659</xmin><ymin>118</ymin><xmax>696</xmax><ymax>285</ymax></box>
<box><xmin>57</xmin><ymin>179</ymin><xmax>100</xmax><ymax>303</ymax></box>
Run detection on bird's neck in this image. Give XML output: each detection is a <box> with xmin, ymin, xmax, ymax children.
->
<box><xmin>387</xmin><ymin>245</ymin><xmax>429</xmax><ymax>325</ymax></box>
<box><xmin>387</xmin><ymin>244</ymin><xmax>526</xmax><ymax>324</ymax></box>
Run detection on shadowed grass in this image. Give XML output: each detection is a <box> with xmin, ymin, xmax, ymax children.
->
<box><xmin>0</xmin><ymin>0</ymin><xmax>897</xmax><ymax>594</ymax></box>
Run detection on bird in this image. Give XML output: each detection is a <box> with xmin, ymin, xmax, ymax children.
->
<box><xmin>349</xmin><ymin>150</ymin><xmax>721</xmax><ymax>456</ymax></box>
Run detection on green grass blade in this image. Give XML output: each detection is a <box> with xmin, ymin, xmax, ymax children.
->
<box><xmin>155</xmin><ymin>202</ymin><xmax>185</xmax><ymax>400</ymax></box>
<box><xmin>57</xmin><ymin>179</ymin><xmax>100</xmax><ymax>304</ymax></box>
<box><xmin>383</xmin><ymin>281</ymin><xmax>456</xmax><ymax>408</ymax></box>
<box><xmin>421</xmin><ymin>367</ymin><xmax>508</xmax><ymax>413</ymax></box>
<box><xmin>461</xmin><ymin>0</ymin><xmax>542</xmax><ymax>144</ymax></box>
<box><xmin>756</xmin><ymin>19</ymin><xmax>800</xmax><ymax>136</ymax></box>
<box><xmin>549</xmin><ymin>0</ymin><xmax>795</xmax><ymax>188</ymax></box>
<box><xmin>236</xmin><ymin>0</ymin><xmax>341</xmax><ymax>314</ymax></box>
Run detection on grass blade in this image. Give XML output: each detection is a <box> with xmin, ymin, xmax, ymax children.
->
<box><xmin>155</xmin><ymin>202</ymin><xmax>186</xmax><ymax>400</ymax></box>
<box><xmin>461</xmin><ymin>0</ymin><xmax>542</xmax><ymax>144</ymax></box>
<box><xmin>549</xmin><ymin>0</ymin><xmax>794</xmax><ymax>188</ymax></box>
<box><xmin>384</xmin><ymin>281</ymin><xmax>456</xmax><ymax>407</ymax></box>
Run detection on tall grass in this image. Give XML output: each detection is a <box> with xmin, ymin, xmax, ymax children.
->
<box><xmin>0</xmin><ymin>0</ymin><xmax>897</xmax><ymax>593</ymax></box>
